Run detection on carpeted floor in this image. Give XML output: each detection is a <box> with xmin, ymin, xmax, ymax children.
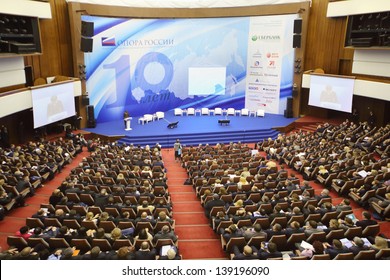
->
<box><xmin>162</xmin><ymin>149</ymin><xmax>228</xmax><ymax>260</ymax></box>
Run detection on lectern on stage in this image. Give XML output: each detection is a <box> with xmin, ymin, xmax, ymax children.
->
<box><xmin>124</xmin><ymin>117</ymin><xmax>132</xmax><ymax>131</ymax></box>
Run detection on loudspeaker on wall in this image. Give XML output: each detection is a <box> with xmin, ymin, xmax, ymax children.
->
<box><xmin>293</xmin><ymin>34</ymin><xmax>301</xmax><ymax>48</ymax></box>
<box><xmin>81</xmin><ymin>37</ymin><xmax>93</xmax><ymax>52</ymax></box>
<box><xmin>82</xmin><ymin>96</ymin><xmax>90</xmax><ymax>106</ymax></box>
<box><xmin>294</xmin><ymin>19</ymin><xmax>302</xmax><ymax>34</ymax></box>
<box><xmin>24</xmin><ymin>65</ymin><xmax>34</xmax><ymax>87</ymax></box>
<box><xmin>87</xmin><ymin>105</ymin><xmax>96</xmax><ymax>128</ymax></box>
<box><xmin>81</xmin><ymin>21</ymin><xmax>94</xmax><ymax>37</ymax></box>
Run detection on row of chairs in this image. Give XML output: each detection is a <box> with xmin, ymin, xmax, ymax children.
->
<box><xmin>7</xmin><ymin>235</ymin><xmax>176</xmax><ymax>256</ymax></box>
<box><xmin>174</xmin><ymin>108</ymin><xmax>265</xmax><ymax>117</ymax></box>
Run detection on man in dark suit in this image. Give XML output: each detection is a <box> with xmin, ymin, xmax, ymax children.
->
<box><xmin>258</xmin><ymin>242</ymin><xmax>282</xmax><ymax>260</ymax></box>
<box><xmin>349</xmin><ymin>237</ymin><xmax>370</xmax><ymax>256</ymax></box>
<box><xmin>355</xmin><ymin>211</ymin><xmax>378</xmax><ymax>230</ymax></box>
<box><xmin>153</xmin><ymin>225</ymin><xmax>178</xmax><ymax>244</ymax></box>
<box><xmin>204</xmin><ymin>194</ymin><xmax>225</xmax><ymax>218</ymax></box>
<box><xmin>324</xmin><ymin>239</ymin><xmax>350</xmax><ymax>259</ymax></box>
<box><xmin>134</xmin><ymin>241</ymin><xmax>156</xmax><ymax>260</ymax></box>
<box><xmin>335</xmin><ymin>199</ymin><xmax>352</xmax><ymax>213</ymax></box>
<box><xmin>232</xmin><ymin>245</ymin><xmax>258</xmax><ymax>260</ymax></box>
<box><xmin>82</xmin><ymin>246</ymin><xmax>108</xmax><ymax>260</ymax></box>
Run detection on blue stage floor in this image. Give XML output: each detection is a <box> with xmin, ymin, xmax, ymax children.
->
<box><xmin>83</xmin><ymin>111</ymin><xmax>297</xmax><ymax>147</ymax></box>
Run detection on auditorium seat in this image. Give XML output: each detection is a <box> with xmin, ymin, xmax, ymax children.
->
<box><xmin>27</xmin><ymin>237</ymin><xmax>49</xmax><ymax>249</ymax></box>
<box><xmin>71</xmin><ymin>239</ymin><xmax>92</xmax><ymax>254</ymax></box>
<box><xmin>362</xmin><ymin>224</ymin><xmax>380</xmax><ymax>237</ymax></box>
<box><xmin>354</xmin><ymin>249</ymin><xmax>376</xmax><ymax>260</ymax></box>
<box><xmin>112</xmin><ymin>239</ymin><xmax>133</xmax><ymax>250</ymax></box>
<box><xmin>376</xmin><ymin>248</ymin><xmax>390</xmax><ymax>259</ymax></box>
<box><xmin>91</xmin><ymin>239</ymin><xmax>112</xmax><ymax>252</ymax></box>
<box><xmin>7</xmin><ymin>236</ymin><xmax>28</xmax><ymax>250</ymax></box>
<box><xmin>333</xmin><ymin>252</ymin><xmax>354</xmax><ymax>260</ymax></box>
<box><xmin>311</xmin><ymin>254</ymin><xmax>330</xmax><ymax>260</ymax></box>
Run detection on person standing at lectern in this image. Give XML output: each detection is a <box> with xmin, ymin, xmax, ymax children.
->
<box><xmin>123</xmin><ymin>110</ymin><xmax>129</xmax><ymax>128</ymax></box>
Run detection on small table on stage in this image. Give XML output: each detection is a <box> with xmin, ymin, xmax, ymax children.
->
<box><xmin>218</xmin><ymin>119</ymin><xmax>230</xmax><ymax>126</ymax></box>
<box><xmin>124</xmin><ymin>117</ymin><xmax>132</xmax><ymax>131</ymax></box>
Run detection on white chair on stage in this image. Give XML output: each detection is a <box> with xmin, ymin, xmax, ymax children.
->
<box><xmin>186</xmin><ymin>108</ymin><xmax>195</xmax><ymax>116</ymax></box>
<box><xmin>155</xmin><ymin>111</ymin><xmax>164</xmax><ymax>120</ymax></box>
<box><xmin>256</xmin><ymin>109</ymin><xmax>265</xmax><ymax>117</ymax></box>
<box><xmin>214</xmin><ymin>107</ymin><xmax>223</xmax><ymax>116</ymax></box>
<box><xmin>143</xmin><ymin>114</ymin><xmax>154</xmax><ymax>123</ymax></box>
<box><xmin>226</xmin><ymin>108</ymin><xmax>235</xmax><ymax>116</ymax></box>
<box><xmin>201</xmin><ymin>108</ymin><xmax>210</xmax><ymax>115</ymax></box>
<box><xmin>240</xmin><ymin>108</ymin><xmax>249</xmax><ymax>116</ymax></box>
<box><xmin>174</xmin><ymin>108</ymin><xmax>183</xmax><ymax>116</ymax></box>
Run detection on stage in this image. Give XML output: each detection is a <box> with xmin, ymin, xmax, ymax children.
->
<box><xmin>83</xmin><ymin>111</ymin><xmax>297</xmax><ymax>148</ymax></box>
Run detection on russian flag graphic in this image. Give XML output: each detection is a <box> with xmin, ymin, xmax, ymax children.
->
<box><xmin>101</xmin><ymin>36</ymin><xmax>116</xmax><ymax>46</ymax></box>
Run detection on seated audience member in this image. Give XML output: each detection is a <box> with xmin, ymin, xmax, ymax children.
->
<box><xmin>134</xmin><ymin>228</ymin><xmax>153</xmax><ymax>243</ymax></box>
<box><xmin>369</xmin><ymin>193</ymin><xmax>390</xmax><ymax>209</ymax></box>
<box><xmin>258</xmin><ymin>242</ymin><xmax>282</xmax><ymax>260</ymax></box>
<box><xmin>324</xmin><ymin>219</ymin><xmax>341</xmax><ymax>234</ymax></box>
<box><xmin>107</xmin><ymin>246</ymin><xmax>135</xmax><ymax>260</ymax></box>
<box><xmin>303</xmin><ymin>220</ymin><xmax>323</xmax><ymax>237</ymax></box>
<box><xmin>15</xmin><ymin>226</ymin><xmax>32</xmax><ymax>240</ymax></box>
<box><xmin>299</xmin><ymin>240</ymin><xmax>325</xmax><ymax>259</ymax></box>
<box><xmin>153</xmin><ymin>225</ymin><xmax>177</xmax><ymax>243</ymax></box>
<box><xmin>315</xmin><ymin>189</ymin><xmax>331</xmax><ymax>201</ymax></box>
<box><xmin>135</xmin><ymin>211</ymin><xmax>156</xmax><ymax>226</ymax></box>
<box><xmin>338</xmin><ymin>216</ymin><xmax>356</xmax><ymax>230</ymax></box>
<box><xmin>213</xmin><ymin>211</ymin><xmax>230</xmax><ymax>233</ymax></box>
<box><xmin>355</xmin><ymin>211</ymin><xmax>378</xmax><ymax>230</ymax></box>
<box><xmin>371</xmin><ymin>236</ymin><xmax>388</xmax><ymax>251</ymax></box>
<box><xmin>222</xmin><ymin>224</ymin><xmax>243</xmax><ymax>242</ymax></box>
<box><xmin>285</xmin><ymin>221</ymin><xmax>304</xmax><ymax>237</ymax></box>
<box><xmin>335</xmin><ymin>199</ymin><xmax>352</xmax><ymax>213</ymax></box>
<box><xmin>265</xmin><ymin>223</ymin><xmax>285</xmax><ymax>240</ymax></box>
<box><xmin>349</xmin><ymin>237</ymin><xmax>370</xmax><ymax>256</ymax></box>
<box><xmin>232</xmin><ymin>245</ymin><xmax>258</xmax><ymax>260</ymax></box>
<box><xmin>324</xmin><ymin>239</ymin><xmax>350</xmax><ymax>259</ymax></box>
<box><xmin>159</xmin><ymin>247</ymin><xmax>181</xmax><ymax>260</ymax></box>
<box><xmin>243</xmin><ymin>223</ymin><xmax>267</xmax><ymax>242</ymax></box>
<box><xmin>12</xmin><ymin>246</ymin><xmax>39</xmax><ymax>260</ymax></box>
<box><xmin>82</xmin><ymin>246</ymin><xmax>108</xmax><ymax>260</ymax></box>
<box><xmin>134</xmin><ymin>241</ymin><xmax>156</xmax><ymax>260</ymax></box>
<box><xmin>204</xmin><ymin>194</ymin><xmax>225</xmax><ymax>219</ymax></box>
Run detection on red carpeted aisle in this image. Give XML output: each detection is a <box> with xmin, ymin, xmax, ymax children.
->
<box><xmin>0</xmin><ymin>149</ymin><xmax>88</xmax><ymax>250</ymax></box>
<box><xmin>161</xmin><ymin>149</ymin><xmax>228</xmax><ymax>259</ymax></box>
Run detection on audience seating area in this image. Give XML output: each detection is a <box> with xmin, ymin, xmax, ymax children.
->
<box><xmin>1</xmin><ymin>138</ymin><xmax>82</xmax><ymax>213</ymax></box>
<box><xmin>1</xmin><ymin>141</ymin><xmax>180</xmax><ymax>260</ymax></box>
<box><xmin>1</xmin><ymin>119</ymin><xmax>389</xmax><ymax>260</ymax></box>
<box><xmin>180</xmin><ymin>120</ymin><xmax>389</xmax><ymax>260</ymax></box>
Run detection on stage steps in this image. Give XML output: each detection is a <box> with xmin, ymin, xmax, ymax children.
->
<box><xmin>118</xmin><ymin>128</ymin><xmax>279</xmax><ymax>148</ymax></box>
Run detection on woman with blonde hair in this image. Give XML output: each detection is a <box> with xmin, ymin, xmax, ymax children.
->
<box><xmin>83</xmin><ymin>211</ymin><xmax>98</xmax><ymax>224</ymax></box>
<box><xmin>371</xmin><ymin>236</ymin><xmax>388</xmax><ymax>251</ymax></box>
<box><xmin>108</xmin><ymin>227</ymin><xmax>124</xmax><ymax>244</ymax></box>
<box><xmin>234</xmin><ymin>199</ymin><xmax>244</xmax><ymax>208</ymax></box>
